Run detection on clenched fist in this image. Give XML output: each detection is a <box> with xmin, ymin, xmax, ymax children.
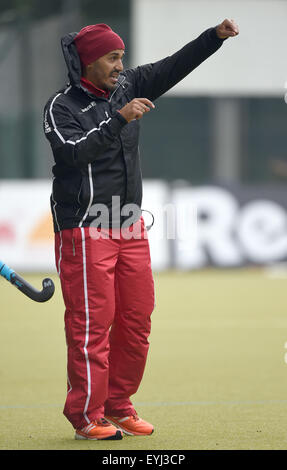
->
<box><xmin>216</xmin><ymin>18</ymin><xmax>239</xmax><ymax>39</ymax></box>
<box><xmin>118</xmin><ymin>98</ymin><xmax>155</xmax><ymax>123</ymax></box>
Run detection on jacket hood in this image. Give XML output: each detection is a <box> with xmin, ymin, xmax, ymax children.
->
<box><xmin>61</xmin><ymin>32</ymin><xmax>82</xmax><ymax>87</ymax></box>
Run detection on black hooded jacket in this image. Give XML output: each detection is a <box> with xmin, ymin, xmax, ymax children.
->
<box><xmin>43</xmin><ymin>27</ymin><xmax>224</xmax><ymax>232</ymax></box>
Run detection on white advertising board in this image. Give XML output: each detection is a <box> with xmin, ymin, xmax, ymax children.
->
<box><xmin>0</xmin><ymin>180</ymin><xmax>55</xmax><ymax>272</ymax></box>
<box><xmin>0</xmin><ymin>180</ymin><xmax>170</xmax><ymax>273</ymax></box>
<box><xmin>1</xmin><ymin>180</ymin><xmax>287</xmax><ymax>272</ymax></box>
<box><xmin>172</xmin><ymin>185</ymin><xmax>287</xmax><ymax>269</ymax></box>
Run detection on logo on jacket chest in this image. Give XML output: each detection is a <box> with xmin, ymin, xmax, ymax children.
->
<box><xmin>81</xmin><ymin>101</ymin><xmax>97</xmax><ymax>113</ymax></box>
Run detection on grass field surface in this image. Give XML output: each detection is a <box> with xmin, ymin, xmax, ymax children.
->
<box><xmin>1</xmin><ymin>268</ymin><xmax>287</xmax><ymax>450</ymax></box>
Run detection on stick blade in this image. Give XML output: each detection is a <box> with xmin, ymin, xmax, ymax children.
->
<box><xmin>12</xmin><ymin>274</ymin><xmax>55</xmax><ymax>303</ymax></box>
<box><xmin>39</xmin><ymin>278</ymin><xmax>55</xmax><ymax>302</ymax></box>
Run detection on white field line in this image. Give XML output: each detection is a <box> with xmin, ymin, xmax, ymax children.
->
<box><xmin>2</xmin><ymin>399</ymin><xmax>287</xmax><ymax>410</ymax></box>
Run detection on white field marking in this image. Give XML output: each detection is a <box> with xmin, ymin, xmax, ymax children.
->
<box><xmin>3</xmin><ymin>399</ymin><xmax>287</xmax><ymax>410</ymax></box>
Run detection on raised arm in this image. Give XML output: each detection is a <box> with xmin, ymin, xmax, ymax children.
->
<box><xmin>126</xmin><ymin>19</ymin><xmax>239</xmax><ymax>102</ymax></box>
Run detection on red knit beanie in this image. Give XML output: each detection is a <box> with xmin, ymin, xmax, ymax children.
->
<box><xmin>74</xmin><ymin>24</ymin><xmax>125</xmax><ymax>66</ymax></box>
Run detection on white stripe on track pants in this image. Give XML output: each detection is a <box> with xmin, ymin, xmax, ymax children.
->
<box><xmin>55</xmin><ymin>217</ymin><xmax>155</xmax><ymax>429</ymax></box>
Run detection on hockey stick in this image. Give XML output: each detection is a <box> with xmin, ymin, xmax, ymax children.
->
<box><xmin>0</xmin><ymin>260</ymin><xmax>55</xmax><ymax>302</ymax></box>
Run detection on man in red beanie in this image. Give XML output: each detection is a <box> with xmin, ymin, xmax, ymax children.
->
<box><xmin>43</xmin><ymin>19</ymin><xmax>239</xmax><ymax>441</ymax></box>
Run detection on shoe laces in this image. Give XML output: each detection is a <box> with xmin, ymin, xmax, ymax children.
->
<box><xmin>131</xmin><ymin>412</ymin><xmax>139</xmax><ymax>422</ymax></box>
<box><xmin>94</xmin><ymin>418</ymin><xmax>110</xmax><ymax>427</ymax></box>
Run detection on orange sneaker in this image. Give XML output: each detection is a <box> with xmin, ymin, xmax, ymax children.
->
<box><xmin>105</xmin><ymin>412</ymin><xmax>154</xmax><ymax>436</ymax></box>
<box><xmin>75</xmin><ymin>418</ymin><xmax>123</xmax><ymax>440</ymax></box>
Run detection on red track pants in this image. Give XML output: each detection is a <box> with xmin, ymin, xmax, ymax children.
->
<box><xmin>55</xmin><ymin>217</ymin><xmax>155</xmax><ymax>430</ymax></box>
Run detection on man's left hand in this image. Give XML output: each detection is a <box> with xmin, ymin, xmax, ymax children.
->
<box><xmin>216</xmin><ymin>19</ymin><xmax>239</xmax><ymax>39</ymax></box>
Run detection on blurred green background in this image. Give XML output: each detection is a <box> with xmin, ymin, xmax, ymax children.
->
<box><xmin>0</xmin><ymin>0</ymin><xmax>286</xmax><ymax>183</ymax></box>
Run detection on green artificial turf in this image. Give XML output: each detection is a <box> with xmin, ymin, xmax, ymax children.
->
<box><xmin>1</xmin><ymin>268</ymin><xmax>287</xmax><ymax>450</ymax></box>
